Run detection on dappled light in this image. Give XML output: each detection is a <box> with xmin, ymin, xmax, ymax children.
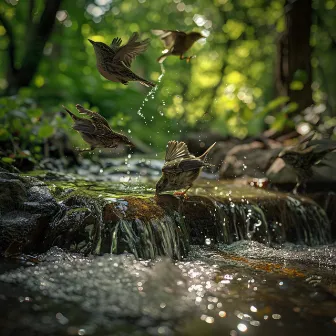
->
<box><xmin>0</xmin><ymin>0</ymin><xmax>336</xmax><ymax>335</ymax></box>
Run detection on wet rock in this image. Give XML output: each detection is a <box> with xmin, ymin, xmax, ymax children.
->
<box><xmin>1</xmin><ymin>168</ymin><xmax>333</xmax><ymax>258</ymax></box>
<box><xmin>0</xmin><ymin>169</ymin><xmax>63</xmax><ymax>255</ymax></box>
<box><xmin>219</xmin><ymin>141</ymin><xmax>282</xmax><ymax>179</ymax></box>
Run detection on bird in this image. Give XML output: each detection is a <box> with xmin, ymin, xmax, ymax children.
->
<box><xmin>278</xmin><ymin>132</ymin><xmax>336</xmax><ymax>194</ymax></box>
<box><xmin>156</xmin><ymin>140</ymin><xmax>216</xmax><ymax>196</ymax></box>
<box><xmin>63</xmin><ymin>104</ymin><xmax>134</xmax><ymax>152</ymax></box>
<box><xmin>88</xmin><ymin>32</ymin><xmax>155</xmax><ymax>87</ymax></box>
<box><xmin>152</xmin><ymin>30</ymin><xmax>204</xmax><ymax>63</ymax></box>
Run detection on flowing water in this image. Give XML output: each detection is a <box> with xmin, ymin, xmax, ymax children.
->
<box><xmin>1</xmin><ymin>243</ymin><xmax>335</xmax><ymax>336</ymax></box>
<box><xmin>0</xmin><ymin>160</ymin><xmax>335</xmax><ymax>335</ymax></box>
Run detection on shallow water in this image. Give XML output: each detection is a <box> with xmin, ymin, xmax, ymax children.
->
<box><xmin>1</xmin><ymin>242</ymin><xmax>336</xmax><ymax>336</ymax></box>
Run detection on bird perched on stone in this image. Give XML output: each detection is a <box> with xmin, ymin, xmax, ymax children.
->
<box><xmin>88</xmin><ymin>32</ymin><xmax>155</xmax><ymax>87</ymax></box>
<box><xmin>156</xmin><ymin>141</ymin><xmax>216</xmax><ymax>196</ymax></box>
<box><xmin>63</xmin><ymin>104</ymin><xmax>134</xmax><ymax>152</ymax></box>
<box><xmin>152</xmin><ymin>30</ymin><xmax>204</xmax><ymax>63</ymax></box>
<box><xmin>278</xmin><ymin>132</ymin><xmax>336</xmax><ymax>194</ymax></box>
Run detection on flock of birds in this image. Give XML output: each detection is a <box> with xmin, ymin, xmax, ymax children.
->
<box><xmin>63</xmin><ymin>30</ymin><xmax>335</xmax><ymax>196</ymax></box>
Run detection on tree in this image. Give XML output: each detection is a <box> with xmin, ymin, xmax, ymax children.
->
<box><xmin>0</xmin><ymin>0</ymin><xmax>62</xmax><ymax>95</ymax></box>
<box><xmin>276</xmin><ymin>0</ymin><xmax>313</xmax><ymax>115</ymax></box>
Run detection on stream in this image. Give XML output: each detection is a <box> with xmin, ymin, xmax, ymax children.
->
<box><xmin>0</xmin><ymin>157</ymin><xmax>335</xmax><ymax>336</ymax></box>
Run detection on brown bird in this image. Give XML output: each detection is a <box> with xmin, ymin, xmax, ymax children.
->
<box><xmin>156</xmin><ymin>141</ymin><xmax>216</xmax><ymax>196</ymax></box>
<box><xmin>278</xmin><ymin>132</ymin><xmax>336</xmax><ymax>194</ymax></box>
<box><xmin>88</xmin><ymin>32</ymin><xmax>155</xmax><ymax>87</ymax></box>
<box><xmin>152</xmin><ymin>30</ymin><xmax>204</xmax><ymax>63</ymax></box>
<box><xmin>63</xmin><ymin>104</ymin><xmax>134</xmax><ymax>152</ymax></box>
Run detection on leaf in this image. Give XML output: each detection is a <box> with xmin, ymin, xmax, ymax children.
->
<box><xmin>281</xmin><ymin>102</ymin><xmax>298</xmax><ymax>114</ymax></box>
<box><xmin>267</xmin><ymin>96</ymin><xmax>290</xmax><ymax>110</ymax></box>
<box><xmin>27</xmin><ymin>108</ymin><xmax>43</xmax><ymax>119</ymax></box>
<box><xmin>1</xmin><ymin>157</ymin><xmax>15</xmax><ymax>164</ymax></box>
<box><xmin>0</xmin><ymin>128</ymin><xmax>10</xmax><ymax>140</ymax></box>
<box><xmin>38</xmin><ymin>124</ymin><xmax>54</xmax><ymax>138</ymax></box>
<box><xmin>290</xmin><ymin>81</ymin><xmax>304</xmax><ymax>91</ymax></box>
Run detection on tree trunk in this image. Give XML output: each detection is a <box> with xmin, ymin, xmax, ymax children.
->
<box><xmin>4</xmin><ymin>0</ymin><xmax>62</xmax><ymax>95</ymax></box>
<box><xmin>276</xmin><ymin>0</ymin><xmax>313</xmax><ymax>115</ymax></box>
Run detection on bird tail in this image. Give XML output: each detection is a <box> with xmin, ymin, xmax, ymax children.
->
<box><xmin>62</xmin><ymin>105</ymin><xmax>79</xmax><ymax>120</ymax></box>
<box><xmin>139</xmin><ymin>79</ymin><xmax>156</xmax><ymax>88</ymax></box>
<box><xmin>198</xmin><ymin>142</ymin><xmax>217</xmax><ymax>161</ymax></box>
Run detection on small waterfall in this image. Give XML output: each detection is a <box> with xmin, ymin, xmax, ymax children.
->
<box><xmin>44</xmin><ymin>186</ymin><xmax>332</xmax><ymax>258</ymax></box>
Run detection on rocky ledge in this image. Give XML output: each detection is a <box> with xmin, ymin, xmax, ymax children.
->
<box><xmin>0</xmin><ymin>168</ymin><xmax>333</xmax><ymax>259</ymax></box>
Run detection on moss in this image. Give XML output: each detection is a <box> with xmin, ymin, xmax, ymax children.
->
<box><xmin>104</xmin><ymin>196</ymin><xmax>165</xmax><ymax>223</ymax></box>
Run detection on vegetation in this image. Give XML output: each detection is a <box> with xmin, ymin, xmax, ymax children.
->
<box><xmin>0</xmin><ymin>0</ymin><xmax>335</xmax><ymax>166</ymax></box>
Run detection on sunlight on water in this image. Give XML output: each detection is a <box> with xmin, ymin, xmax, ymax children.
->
<box><xmin>137</xmin><ymin>65</ymin><xmax>166</xmax><ymax>123</ymax></box>
<box><xmin>1</xmin><ymin>243</ymin><xmax>335</xmax><ymax>335</ymax></box>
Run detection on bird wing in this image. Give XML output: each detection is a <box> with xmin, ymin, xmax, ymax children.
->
<box><xmin>75</xmin><ymin>104</ymin><xmax>112</xmax><ymax>130</ymax></box>
<box><xmin>113</xmin><ymin>32</ymin><xmax>149</xmax><ymax>67</ymax></box>
<box><xmin>110</xmin><ymin>37</ymin><xmax>122</xmax><ymax>53</ymax></box>
<box><xmin>298</xmin><ymin>132</ymin><xmax>315</xmax><ymax>150</ymax></box>
<box><xmin>152</xmin><ymin>30</ymin><xmax>186</xmax><ymax>48</ymax></box>
<box><xmin>165</xmin><ymin>141</ymin><xmax>191</xmax><ymax>162</ymax></box>
<box><xmin>162</xmin><ymin>158</ymin><xmax>204</xmax><ymax>174</ymax></box>
<box><xmin>72</xmin><ymin>119</ymin><xmax>96</xmax><ymax>134</ymax></box>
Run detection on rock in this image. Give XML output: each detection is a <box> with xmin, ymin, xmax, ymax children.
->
<box><xmin>0</xmin><ymin>169</ymin><xmax>63</xmax><ymax>255</ymax></box>
<box><xmin>219</xmin><ymin>141</ymin><xmax>282</xmax><ymax>179</ymax></box>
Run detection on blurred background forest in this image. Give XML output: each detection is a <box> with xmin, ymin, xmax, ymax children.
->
<box><xmin>0</xmin><ymin>0</ymin><xmax>335</xmax><ymax>167</ymax></box>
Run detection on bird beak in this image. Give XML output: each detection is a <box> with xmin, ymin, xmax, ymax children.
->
<box><xmin>88</xmin><ymin>39</ymin><xmax>95</xmax><ymax>45</ymax></box>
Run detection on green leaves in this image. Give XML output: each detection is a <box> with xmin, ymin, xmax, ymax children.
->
<box><xmin>38</xmin><ymin>124</ymin><xmax>54</xmax><ymax>138</ymax></box>
<box><xmin>1</xmin><ymin>157</ymin><xmax>15</xmax><ymax>164</ymax></box>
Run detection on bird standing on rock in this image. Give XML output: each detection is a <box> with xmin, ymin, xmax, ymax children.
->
<box><xmin>278</xmin><ymin>132</ymin><xmax>336</xmax><ymax>194</ymax></box>
<box><xmin>89</xmin><ymin>32</ymin><xmax>155</xmax><ymax>87</ymax></box>
<box><xmin>152</xmin><ymin>30</ymin><xmax>204</xmax><ymax>63</ymax></box>
<box><xmin>156</xmin><ymin>141</ymin><xmax>216</xmax><ymax>196</ymax></box>
<box><xmin>63</xmin><ymin>104</ymin><xmax>134</xmax><ymax>152</ymax></box>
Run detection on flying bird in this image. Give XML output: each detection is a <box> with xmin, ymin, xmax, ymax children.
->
<box><xmin>88</xmin><ymin>32</ymin><xmax>155</xmax><ymax>87</ymax></box>
<box><xmin>156</xmin><ymin>141</ymin><xmax>216</xmax><ymax>196</ymax></box>
<box><xmin>278</xmin><ymin>132</ymin><xmax>336</xmax><ymax>194</ymax></box>
<box><xmin>152</xmin><ymin>30</ymin><xmax>204</xmax><ymax>63</ymax></box>
<box><xmin>63</xmin><ymin>104</ymin><xmax>134</xmax><ymax>152</ymax></box>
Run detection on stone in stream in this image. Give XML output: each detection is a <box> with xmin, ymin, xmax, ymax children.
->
<box><xmin>0</xmin><ymin>168</ymin><xmax>333</xmax><ymax>259</ymax></box>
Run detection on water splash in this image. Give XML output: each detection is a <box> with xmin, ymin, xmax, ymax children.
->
<box><xmin>136</xmin><ymin>65</ymin><xmax>166</xmax><ymax>123</ymax></box>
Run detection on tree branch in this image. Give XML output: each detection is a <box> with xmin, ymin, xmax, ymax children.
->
<box><xmin>0</xmin><ymin>11</ymin><xmax>16</xmax><ymax>73</ymax></box>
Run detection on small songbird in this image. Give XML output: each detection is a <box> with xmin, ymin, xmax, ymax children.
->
<box><xmin>63</xmin><ymin>104</ymin><xmax>134</xmax><ymax>152</ymax></box>
<box><xmin>152</xmin><ymin>30</ymin><xmax>204</xmax><ymax>63</ymax></box>
<box><xmin>278</xmin><ymin>132</ymin><xmax>336</xmax><ymax>194</ymax></box>
<box><xmin>88</xmin><ymin>32</ymin><xmax>155</xmax><ymax>87</ymax></box>
<box><xmin>156</xmin><ymin>141</ymin><xmax>216</xmax><ymax>196</ymax></box>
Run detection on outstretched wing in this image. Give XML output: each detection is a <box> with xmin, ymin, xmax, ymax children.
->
<box><xmin>75</xmin><ymin>104</ymin><xmax>111</xmax><ymax>130</ymax></box>
<box><xmin>162</xmin><ymin>158</ymin><xmax>205</xmax><ymax>173</ymax></box>
<box><xmin>113</xmin><ymin>32</ymin><xmax>149</xmax><ymax>67</ymax></box>
<box><xmin>165</xmin><ymin>141</ymin><xmax>191</xmax><ymax>162</ymax></box>
<box><xmin>298</xmin><ymin>132</ymin><xmax>315</xmax><ymax>150</ymax></box>
<box><xmin>152</xmin><ymin>30</ymin><xmax>186</xmax><ymax>48</ymax></box>
<box><xmin>110</xmin><ymin>37</ymin><xmax>122</xmax><ymax>52</ymax></box>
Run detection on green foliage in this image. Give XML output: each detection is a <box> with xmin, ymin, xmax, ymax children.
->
<box><xmin>0</xmin><ymin>94</ymin><xmax>73</xmax><ymax>165</ymax></box>
<box><xmin>0</xmin><ymin>0</ymin><xmax>334</xmax><ymax>162</ymax></box>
